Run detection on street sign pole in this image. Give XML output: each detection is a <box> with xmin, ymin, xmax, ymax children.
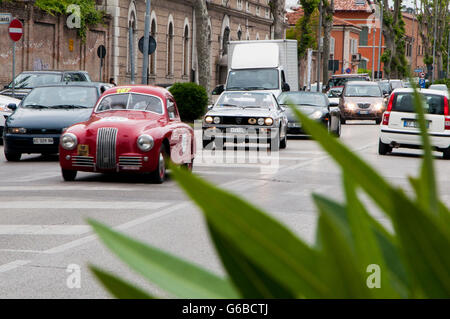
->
<box><xmin>377</xmin><ymin>1</ymin><xmax>383</xmax><ymax>80</ymax></box>
<box><xmin>12</xmin><ymin>41</ymin><xmax>15</xmax><ymax>98</ymax></box>
<box><xmin>142</xmin><ymin>0</ymin><xmax>151</xmax><ymax>84</ymax></box>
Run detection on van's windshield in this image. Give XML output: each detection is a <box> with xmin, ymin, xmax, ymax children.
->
<box><xmin>226</xmin><ymin>69</ymin><xmax>279</xmax><ymax>91</ymax></box>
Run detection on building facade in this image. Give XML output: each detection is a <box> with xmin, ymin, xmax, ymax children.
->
<box><xmin>105</xmin><ymin>0</ymin><xmax>274</xmax><ymax>89</ymax></box>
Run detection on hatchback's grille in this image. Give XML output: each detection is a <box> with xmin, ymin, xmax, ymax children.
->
<box><xmin>96</xmin><ymin>128</ymin><xmax>118</xmax><ymax>169</ymax></box>
<box><xmin>28</xmin><ymin>128</ymin><xmax>63</xmax><ymax>134</ymax></box>
<box><xmin>72</xmin><ymin>156</ymin><xmax>94</xmax><ymax>168</ymax></box>
<box><xmin>358</xmin><ymin>103</ymin><xmax>371</xmax><ymax>109</ymax></box>
<box><xmin>119</xmin><ymin>156</ymin><xmax>143</xmax><ymax>168</ymax></box>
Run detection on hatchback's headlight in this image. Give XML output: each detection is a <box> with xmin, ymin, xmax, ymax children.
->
<box><xmin>61</xmin><ymin>133</ymin><xmax>78</xmax><ymax>150</ymax></box>
<box><xmin>374</xmin><ymin>103</ymin><xmax>384</xmax><ymax>111</ymax></box>
<box><xmin>265</xmin><ymin>118</ymin><xmax>274</xmax><ymax>126</ymax></box>
<box><xmin>345</xmin><ymin>103</ymin><xmax>357</xmax><ymax>110</ymax></box>
<box><xmin>8</xmin><ymin>127</ymin><xmax>27</xmax><ymax>134</ymax></box>
<box><xmin>258</xmin><ymin>118</ymin><xmax>265</xmax><ymax>126</ymax></box>
<box><xmin>0</xmin><ymin>105</ymin><xmax>11</xmax><ymax>112</ymax></box>
<box><xmin>137</xmin><ymin>134</ymin><xmax>154</xmax><ymax>152</ymax></box>
<box><xmin>309</xmin><ymin>111</ymin><xmax>323</xmax><ymax>120</ymax></box>
<box><xmin>213</xmin><ymin>117</ymin><xmax>221</xmax><ymax>124</ymax></box>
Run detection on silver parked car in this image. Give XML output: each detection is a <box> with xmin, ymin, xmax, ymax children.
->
<box><xmin>202</xmin><ymin>91</ymin><xmax>288</xmax><ymax>150</ymax></box>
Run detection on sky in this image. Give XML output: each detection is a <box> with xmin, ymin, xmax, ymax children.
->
<box><xmin>286</xmin><ymin>0</ymin><xmax>416</xmax><ymax>10</ymax></box>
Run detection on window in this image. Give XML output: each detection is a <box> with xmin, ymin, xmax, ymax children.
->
<box><xmin>237</xmin><ymin>29</ymin><xmax>242</xmax><ymax>40</ymax></box>
<box><xmin>167</xmin><ymin>22</ymin><xmax>174</xmax><ymax>76</ymax></box>
<box><xmin>96</xmin><ymin>93</ymin><xmax>163</xmax><ymax>114</ymax></box>
<box><xmin>167</xmin><ymin>98</ymin><xmax>178</xmax><ymax>119</ymax></box>
<box><xmin>330</xmin><ymin>37</ymin><xmax>335</xmax><ymax>56</ymax></box>
<box><xmin>359</xmin><ymin>59</ymin><xmax>367</xmax><ymax>69</ymax></box>
<box><xmin>246</xmin><ymin>1</ymin><xmax>250</xmax><ymax>12</ymax></box>
<box><xmin>256</xmin><ymin>6</ymin><xmax>260</xmax><ymax>16</ymax></box>
<box><xmin>265</xmin><ymin>7</ymin><xmax>270</xmax><ymax>19</ymax></box>
<box><xmin>183</xmin><ymin>25</ymin><xmax>190</xmax><ymax>76</ymax></box>
<box><xmin>350</xmin><ymin>39</ymin><xmax>358</xmax><ymax>54</ymax></box>
<box><xmin>237</xmin><ymin>0</ymin><xmax>242</xmax><ymax>10</ymax></box>
<box><xmin>359</xmin><ymin>26</ymin><xmax>368</xmax><ymax>46</ymax></box>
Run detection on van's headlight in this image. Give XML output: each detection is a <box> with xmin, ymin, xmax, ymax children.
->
<box><xmin>8</xmin><ymin>127</ymin><xmax>27</xmax><ymax>134</ymax></box>
<box><xmin>137</xmin><ymin>134</ymin><xmax>154</xmax><ymax>152</ymax></box>
<box><xmin>60</xmin><ymin>133</ymin><xmax>78</xmax><ymax>150</ymax></box>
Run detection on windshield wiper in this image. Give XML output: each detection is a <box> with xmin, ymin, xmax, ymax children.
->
<box><xmin>242</xmin><ymin>106</ymin><xmax>268</xmax><ymax>109</ymax></box>
<box><xmin>219</xmin><ymin>104</ymin><xmax>239</xmax><ymax>108</ymax></box>
<box><xmin>23</xmin><ymin>104</ymin><xmax>48</xmax><ymax>109</ymax></box>
<box><xmin>244</xmin><ymin>87</ymin><xmax>270</xmax><ymax>91</ymax></box>
<box><xmin>226</xmin><ymin>87</ymin><xmax>245</xmax><ymax>91</ymax></box>
<box><xmin>50</xmin><ymin>105</ymin><xmax>88</xmax><ymax>109</ymax></box>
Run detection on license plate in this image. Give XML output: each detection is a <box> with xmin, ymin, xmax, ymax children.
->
<box><xmin>359</xmin><ymin>111</ymin><xmax>369</xmax><ymax>115</ymax></box>
<box><xmin>288</xmin><ymin>123</ymin><xmax>301</xmax><ymax>128</ymax></box>
<box><xmin>230</xmin><ymin>128</ymin><xmax>246</xmax><ymax>134</ymax></box>
<box><xmin>121</xmin><ymin>166</ymin><xmax>140</xmax><ymax>171</ymax></box>
<box><xmin>404</xmin><ymin>120</ymin><xmax>429</xmax><ymax>128</ymax></box>
<box><xmin>77</xmin><ymin>144</ymin><xmax>89</xmax><ymax>156</ymax></box>
<box><xmin>33</xmin><ymin>138</ymin><xmax>53</xmax><ymax>145</ymax></box>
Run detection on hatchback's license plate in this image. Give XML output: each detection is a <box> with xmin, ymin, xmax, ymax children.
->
<box><xmin>404</xmin><ymin>120</ymin><xmax>429</xmax><ymax>128</ymax></box>
<box><xmin>33</xmin><ymin>138</ymin><xmax>53</xmax><ymax>145</ymax></box>
<box><xmin>230</xmin><ymin>128</ymin><xmax>246</xmax><ymax>134</ymax></box>
<box><xmin>359</xmin><ymin>111</ymin><xmax>369</xmax><ymax>115</ymax></box>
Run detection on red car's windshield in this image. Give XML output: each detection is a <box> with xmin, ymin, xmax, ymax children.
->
<box><xmin>96</xmin><ymin>93</ymin><xmax>164</xmax><ymax>114</ymax></box>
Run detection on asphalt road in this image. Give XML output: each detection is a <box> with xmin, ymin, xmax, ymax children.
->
<box><xmin>1</xmin><ymin>122</ymin><xmax>450</xmax><ymax>298</ymax></box>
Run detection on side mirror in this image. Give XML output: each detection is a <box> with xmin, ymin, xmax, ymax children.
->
<box><xmin>212</xmin><ymin>85</ymin><xmax>224</xmax><ymax>95</ymax></box>
<box><xmin>383</xmin><ymin>90</ymin><xmax>388</xmax><ymax>96</ymax></box>
<box><xmin>7</xmin><ymin>103</ymin><xmax>17</xmax><ymax>111</ymax></box>
<box><xmin>282</xmin><ymin>83</ymin><xmax>290</xmax><ymax>92</ymax></box>
<box><xmin>207</xmin><ymin>104</ymin><xmax>214</xmax><ymax>110</ymax></box>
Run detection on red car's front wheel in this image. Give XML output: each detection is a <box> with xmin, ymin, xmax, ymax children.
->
<box><xmin>62</xmin><ymin>169</ymin><xmax>77</xmax><ymax>182</ymax></box>
<box><xmin>150</xmin><ymin>147</ymin><xmax>167</xmax><ymax>184</ymax></box>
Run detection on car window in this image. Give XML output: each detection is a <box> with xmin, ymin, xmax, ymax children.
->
<box><xmin>345</xmin><ymin>85</ymin><xmax>382</xmax><ymax>97</ymax></box>
<box><xmin>96</xmin><ymin>93</ymin><xmax>163</xmax><ymax>113</ymax></box>
<box><xmin>392</xmin><ymin>93</ymin><xmax>446</xmax><ymax>115</ymax></box>
<box><xmin>22</xmin><ymin>86</ymin><xmax>98</xmax><ymax>108</ymax></box>
<box><xmin>216</xmin><ymin>92</ymin><xmax>274</xmax><ymax>109</ymax></box>
<box><xmin>67</xmin><ymin>73</ymin><xmax>85</xmax><ymax>82</ymax></box>
<box><xmin>278</xmin><ymin>93</ymin><xmax>326</xmax><ymax>107</ymax></box>
<box><xmin>9</xmin><ymin>73</ymin><xmax>62</xmax><ymax>89</ymax></box>
<box><xmin>97</xmin><ymin>94</ymin><xmax>129</xmax><ymax>111</ymax></box>
<box><xmin>167</xmin><ymin>98</ymin><xmax>178</xmax><ymax>119</ymax></box>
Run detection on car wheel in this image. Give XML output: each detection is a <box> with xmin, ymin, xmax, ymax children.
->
<box><xmin>335</xmin><ymin>118</ymin><xmax>342</xmax><ymax>137</ymax></box>
<box><xmin>375</xmin><ymin>118</ymin><xmax>382</xmax><ymax>125</ymax></box>
<box><xmin>280</xmin><ymin>127</ymin><xmax>287</xmax><ymax>149</ymax></box>
<box><xmin>340</xmin><ymin>117</ymin><xmax>346</xmax><ymax>125</ymax></box>
<box><xmin>62</xmin><ymin>169</ymin><xmax>77</xmax><ymax>181</ymax></box>
<box><xmin>4</xmin><ymin>150</ymin><xmax>21</xmax><ymax>162</ymax></box>
<box><xmin>378</xmin><ymin>139</ymin><xmax>392</xmax><ymax>155</ymax></box>
<box><xmin>0</xmin><ymin>138</ymin><xmax>3</xmax><ymax>146</ymax></box>
<box><xmin>443</xmin><ymin>148</ymin><xmax>450</xmax><ymax>160</ymax></box>
<box><xmin>151</xmin><ymin>146</ymin><xmax>167</xmax><ymax>184</ymax></box>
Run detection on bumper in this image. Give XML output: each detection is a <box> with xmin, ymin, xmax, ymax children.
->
<box><xmin>342</xmin><ymin>110</ymin><xmax>383</xmax><ymax>120</ymax></box>
<box><xmin>286</xmin><ymin>119</ymin><xmax>327</xmax><ymax>135</ymax></box>
<box><xmin>4</xmin><ymin>134</ymin><xmax>60</xmax><ymax>154</ymax></box>
<box><xmin>202</xmin><ymin>126</ymin><xmax>277</xmax><ymax>141</ymax></box>
<box><xmin>380</xmin><ymin>128</ymin><xmax>450</xmax><ymax>150</ymax></box>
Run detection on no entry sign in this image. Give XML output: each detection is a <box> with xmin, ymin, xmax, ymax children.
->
<box><xmin>9</xmin><ymin>19</ymin><xmax>23</xmax><ymax>42</ymax></box>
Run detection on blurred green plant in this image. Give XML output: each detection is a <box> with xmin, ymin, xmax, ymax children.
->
<box><xmin>169</xmin><ymin>82</ymin><xmax>208</xmax><ymax>122</ymax></box>
<box><xmin>89</xmin><ymin>83</ymin><xmax>450</xmax><ymax>298</ymax></box>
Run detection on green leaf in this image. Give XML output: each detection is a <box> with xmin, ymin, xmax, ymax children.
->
<box><xmin>410</xmin><ymin>82</ymin><xmax>438</xmax><ymax>214</ymax></box>
<box><xmin>88</xmin><ymin>220</ymin><xmax>239</xmax><ymax>299</ymax></box>
<box><xmin>170</xmin><ymin>163</ymin><xmax>330</xmax><ymax>298</ymax></box>
<box><xmin>90</xmin><ymin>266</ymin><xmax>154</xmax><ymax>299</ymax></box>
<box><xmin>289</xmin><ymin>105</ymin><xmax>397</xmax><ymax>217</ymax></box>
<box><xmin>208</xmin><ymin>222</ymin><xmax>296</xmax><ymax>298</ymax></box>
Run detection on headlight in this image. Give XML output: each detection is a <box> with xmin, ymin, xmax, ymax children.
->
<box><xmin>137</xmin><ymin>134</ymin><xmax>154</xmax><ymax>152</ymax></box>
<box><xmin>309</xmin><ymin>111</ymin><xmax>323</xmax><ymax>120</ymax></box>
<box><xmin>258</xmin><ymin>118</ymin><xmax>265</xmax><ymax>126</ymax></box>
<box><xmin>213</xmin><ymin>116</ymin><xmax>221</xmax><ymax>124</ymax></box>
<box><xmin>205</xmin><ymin>116</ymin><xmax>213</xmax><ymax>124</ymax></box>
<box><xmin>345</xmin><ymin>103</ymin><xmax>357</xmax><ymax>111</ymax></box>
<box><xmin>374</xmin><ymin>103</ymin><xmax>384</xmax><ymax>111</ymax></box>
<box><xmin>60</xmin><ymin>133</ymin><xmax>78</xmax><ymax>150</ymax></box>
<box><xmin>0</xmin><ymin>105</ymin><xmax>11</xmax><ymax>112</ymax></box>
<box><xmin>8</xmin><ymin>127</ymin><xmax>27</xmax><ymax>134</ymax></box>
<box><xmin>265</xmin><ymin>118</ymin><xmax>274</xmax><ymax>126</ymax></box>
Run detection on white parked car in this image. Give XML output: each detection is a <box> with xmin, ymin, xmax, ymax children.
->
<box><xmin>379</xmin><ymin>88</ymin><xmax>450</xmax><ymax>158</ymax></box>
<box><xmin>0</xmin><ymin>94</ymin><xmax>21</xmax><ymax>144</ymax></box>
<box><xmin>428</xmin><ymin>84</ymin><xmax>449</xmax><ymax>96</ymax></box>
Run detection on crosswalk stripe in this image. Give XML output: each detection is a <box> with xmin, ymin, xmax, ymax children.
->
<box><xmin>0</xmin><ymin>225</ymin><xmax>91</xmax><ymax>235</ymax></box>
<box><xmin>0</xmin><ymin>260</ymin><xmax>30</xmax><ymax>273</ymax></box>
<box><xmin>0</xmin><ymin>201</ymin><xmax>169</xmax><ymax>210</ymax></box>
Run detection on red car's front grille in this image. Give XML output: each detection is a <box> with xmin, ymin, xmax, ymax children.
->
<box><xmin>96</xmin><ymin>127</ymin><xmax>118</xmax><ymax>170</ymax></box>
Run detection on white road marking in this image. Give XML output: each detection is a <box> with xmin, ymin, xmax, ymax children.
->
<box><xmin>0</xmin><ymin>201</ymin><xmax>169</xmax><ymax>210</ymax></box>
<box><xmin>0</xmin><ymin>186</ymin><xmax>156</xmax><ymax>192</ymax></box>
<box><xmin>0</xmin><ymin>225</ymin><xmax>91</xmax><ymax>235</ymax></box>
<box><xmin>0</xmin><ymin>260</ymin><xmax>30</xmax><ymax>273</ymax></box>
<box><xmin>13</xmin><ymin>172</ymin><xmax>60</xmax><ymax>183</ymax></box>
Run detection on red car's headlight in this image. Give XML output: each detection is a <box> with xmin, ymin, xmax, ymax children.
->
<box><xmin>61</xmin><ymin>133</ymin><xmax>78</xmax><ymax>150</ymax></box>
<box><xmin>137</xmin><ymin>134</ymin><xmax>154</xmax><ymax>152</ymax></box>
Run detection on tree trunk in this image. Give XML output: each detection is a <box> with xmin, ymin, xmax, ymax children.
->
<box><xmin>322</xmin><ymin>0</ymin><xmax>334</xmax><ymax>90</ymax></box>
<box><xmin>270</xmin><ymin>0</ymin><xmax>286</xmax><ymax>39</ymax></box>
<box><xmin>193</xmin><ymin>0</ymin><xmax>211</xmax><ymax>91</ymax></box>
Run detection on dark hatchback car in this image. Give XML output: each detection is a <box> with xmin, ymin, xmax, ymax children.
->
<box><xmin>0</xmin><ymin>71</ymin><xmax>91</xmax><ymax>100</ymax></box>
<box><xmin>3</xmin><ymin>82</ymin><xmax>105</xmax><ymax>161</ymax></box>
<box><xmin>278</xmin><ymin>92</ymin><xmax>341</xmax><ymax>137</ymax></box>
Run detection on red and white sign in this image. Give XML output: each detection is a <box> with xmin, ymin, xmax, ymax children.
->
<box><xmin>420</xmin><ymin>72</ymin><xmax>426</xmax><ymax>79</ymax></box>
<box><xmin>9</xmin><ymin>19</ymin><xmax>23</xmax><ymax>42</ymax></box>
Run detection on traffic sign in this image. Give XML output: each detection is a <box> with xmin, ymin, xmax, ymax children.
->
<box><xmin>345</xmin><ymin>68</ymin><xmax>351</xmax><ymax>74</ymax></box>
<box><xmin>414</xmin><ymin>68</ymin><xmax>423</xmax><ymax>73</ymax></box>
<box><xmin>420</xmin><ymin>72</ymin><xmax>426</xmax><ymax>79</ymax></box>
<box><xmin>9</xmin><ymin>19</ymin><xmax>23</xmax><ymax>42</ymax></box>
<box><xmin>138</xmin><ymin>36</ymin><xmax>157</xmax><ymax>55</ymax></box>
<box><xmin>0</xmin><ymin>13</ymin><xmax>12</xmax><ymax>25</ymax></box>
<box><xmin>97</xmin><ymin>45</ymin><xmax>106</xmax><ymax>59</ymax></box>
<box><xmin>419</xmin><ymin>78</ymin><xmax>426</xmax><ymax>88</ymax></box>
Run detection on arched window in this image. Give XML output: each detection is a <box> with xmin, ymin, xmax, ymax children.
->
<box><xmin>150</xmin><ymin>15</ymin><xmax>157</xmax><ymax>76</ymax></box>
<box><xmin>127</xmin><ymin>2</ymin><xmax>137</xmax><ymax>82</ymax></box>
<box><xmin>183</xmin><ymin>25</ymin><xmax>190</xmax><ymax>76</ymax></box>
<box><xmin>167</xmin><ymin>21</ymin><xmax>174</xmax><ymax>76</ymax></box>
<box><xmin>222</xmin><ymin>27</ymin><xmax>230</xmax><ymax>55</ymax></box>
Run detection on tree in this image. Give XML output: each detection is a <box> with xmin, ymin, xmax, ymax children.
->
<box><xmin>321</xmin><ymin>0</ymin><xmax>334</xmax><ymax>88</ymax></box>
<box><xmin>269</xmin><ymin>0</ymin><xmax>287</xmax><ymax>39</ymax></box>
<box><xmin>193</xmin><ymin>0</ymin><xmax>211</xmax><ymax>91</ymax></box>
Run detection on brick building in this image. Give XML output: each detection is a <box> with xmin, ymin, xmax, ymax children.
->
<box><xmin>0</xmin><ymin>0</ymin><xmax>275</xmax><ymax>90</ymax></box>
<box><xmin>286</xmin><ymin>0</ymin><xmax>426</xmax><ymax>83</ymax></box>
<box><xmin>105</xmin><ymin>0</ymin><xmax>274</xmax><ymax>89</ymax></box>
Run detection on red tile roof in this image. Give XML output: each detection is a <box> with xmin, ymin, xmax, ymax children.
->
<box><xmin>286</xmin><ymin>7</ymin><xmax>362</xmax><ymax>29</ymax></box>
<box><xmin>333</xmin><ymin>17</ymin><xmax>361</xmax><ymax>29</ymax></box>
<box><xmin>335</xmin><ymin>0</ymin><xmax>373</xmax><ymax>12</ymax></box>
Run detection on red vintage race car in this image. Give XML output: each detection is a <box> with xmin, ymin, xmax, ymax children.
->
<box><xmin>59</xmin><ymin>85</ymin><xmax>195</xmax><ymax>183</ymax></box>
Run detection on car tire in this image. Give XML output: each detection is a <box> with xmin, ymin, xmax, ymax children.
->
<box><xmin>340</xmin><ymin>117</ymin><xmax>346</xmax><ymax>125</ymax></box>
<box><xmin>0</xmin><ymin>138</ymin><xmax>3</xmax><ymax>146</ymax></box>
<box><xmin>62</xmin><ymin>169</ymin><xmax>77</xmax><ymax>181</ymax></box>
<box><xmin>375</xmin><ymin>118</ymin><xmax>382</xmax><ymax>125</ymax></box>
<box><xmin>378</xmin><ymin>139</ymin><xmax>392</xmax><ymax>155</ymax></box>
<box><xmin>280</xmin><ymin>127</ymin><xmax>287</xmax><ymax>149</ymax></box>
<box><xmin>4</xmin><ymin>150</ymin><xmax>21</xmax><ymax>162</ymax></box>
<box><xmin>335</xmin><ymin>119</ymin><xmax>342</xmax><ymax>137</ymax></box>
<box><xmin>443</xmin><ymin>148</ymin><xmax>450</xmax><ymax>160</ymax></box>
<box><xmin>151</xmin><ymin>146</ymin><xmax>167</xmax><ymax>184</ymax></box>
